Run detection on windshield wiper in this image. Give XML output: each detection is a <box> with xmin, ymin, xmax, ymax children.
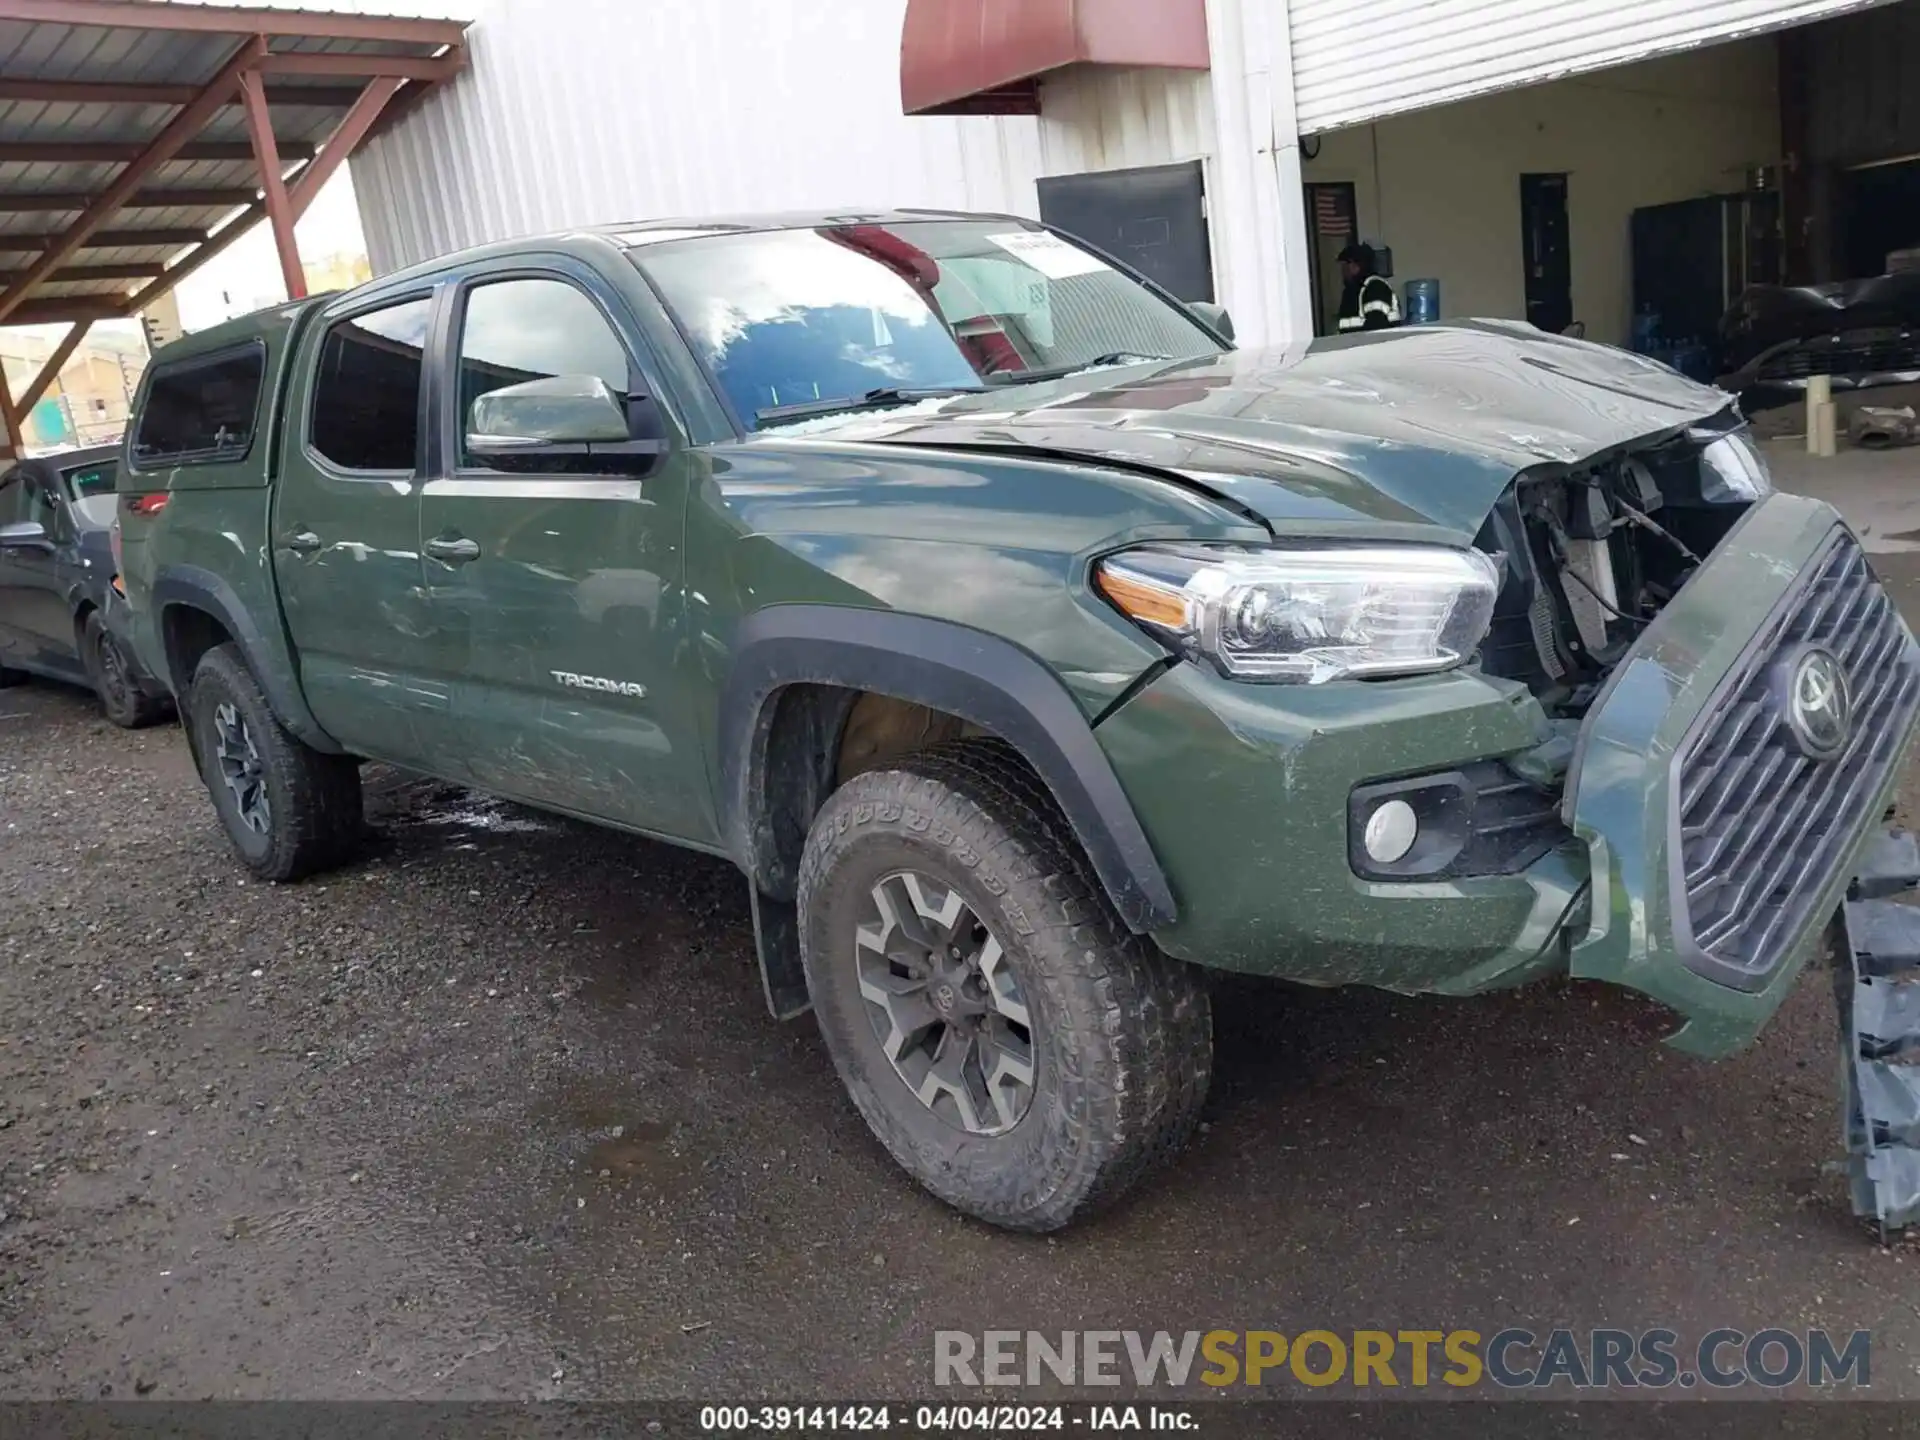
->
<box><xmin>985</xmin><ymin>352</ymin><xmax>1171</xmax><ymax>386</ymax></box>
<box><xmin>754</xmin><ymin>385</ymin><xmax>982</xmax><ymax>427</ymax></box>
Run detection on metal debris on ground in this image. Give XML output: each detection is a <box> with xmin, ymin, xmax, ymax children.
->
<box><xmin>1849</xmin><ymin>406</ymin><xmax>1920</xmax><ymax>450</ymax></box>
<box><xmin>1839</xmin><ymin>828</ymin><xmax>1920</xmax><ymax>1238</ymax></box>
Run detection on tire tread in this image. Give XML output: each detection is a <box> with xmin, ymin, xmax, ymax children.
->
<box><xmin>190</xmin><ymin>643</ymin><xmax>362</xmax><ymax>881</ymax></box>
<box><xmin>797</xmin><ymin>737</ymin><xmax>1210</xmax><ymax>1231</ymax></box>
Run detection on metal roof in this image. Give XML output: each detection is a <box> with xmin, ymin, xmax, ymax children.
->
<box><xmin>0</xmin><ymin>1</ymin><xmax>470</xmax><ymax>328</ymax></box>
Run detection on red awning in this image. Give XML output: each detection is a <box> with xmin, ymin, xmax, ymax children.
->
<box><xmin>900</xmin><ymin>0</ymin><xmax>1208</xmax><ymax>116</ymax></box>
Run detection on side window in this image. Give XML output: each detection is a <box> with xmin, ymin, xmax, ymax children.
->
<box><xmin>309</xmin><ymin>296</ymin><xmax>433</xmax><ymax>472</ymax></box>
<box><xmin>456</xmin><ymin>278</ymin><xmax>630</xmax><ymax>465</ymax></box>
<box><xmin>130</xmin><ymin>347</ymin><xmax>263</xmax><ymax>467</ymax></box>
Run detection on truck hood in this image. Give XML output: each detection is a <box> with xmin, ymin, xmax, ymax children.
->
<box><xmin>782</xmin><ymin>321</ymin><xmax>1735</xmax><ymax>540</ymax></box>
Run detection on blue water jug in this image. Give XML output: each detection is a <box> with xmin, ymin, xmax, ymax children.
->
<box><xmin>1403</xmin><ymin>278</ymin><xmax>1440</xmax><ymax>325</ymax></box>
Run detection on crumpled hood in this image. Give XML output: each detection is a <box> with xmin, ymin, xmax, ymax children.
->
<box><xmin>786</xmin><ymin>321</ymin><xmax>1736</xmax><ymax>540</ymax></box>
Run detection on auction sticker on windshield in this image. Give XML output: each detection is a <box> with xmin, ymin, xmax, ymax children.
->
<box><xmin>987</xmin><ymin>231</ymin><xmax>1108</xmax><ymax>279</ymax></box>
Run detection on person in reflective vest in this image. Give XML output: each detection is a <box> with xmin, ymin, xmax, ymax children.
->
<box><xmin>1335</xmin><ymin>242</ymin><xmax>1399</xmax><ymax>332</ymax></box>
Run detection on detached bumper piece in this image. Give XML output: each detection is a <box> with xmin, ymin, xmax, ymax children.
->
<box><xmin>1839</xmin><ymin>829</ymin><xmax>1920</xmax><ymax>1236</ymax></box>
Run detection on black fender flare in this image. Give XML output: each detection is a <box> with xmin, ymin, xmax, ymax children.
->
<box><xmin>151</xmin><ymin>565</ymin><xmax>344</xmax><ymax>754</ymax></box>
<box><xmin>718</xmin><ymin>606</ymin><xmax>1176</xmax><ymax>933</ymax></box>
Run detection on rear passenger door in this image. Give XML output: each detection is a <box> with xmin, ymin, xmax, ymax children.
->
<box><xmin>418</xmin><ymin>264</ymin><xmax>706</xmax><ymax>841</ymax></box>
<box><xmin>273</xmin><ymin>289</ymin><xmax>448</xmax><ymax>768</ymax></box>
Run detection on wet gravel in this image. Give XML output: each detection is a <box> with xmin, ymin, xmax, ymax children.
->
<box><xmin>13</xmin><ymin>442</ymin><xmax>1920</xmax><ymax>1402</ymax></box>
<box><xmin>6</xmin><ymin>677</ymin><xmax>1920</xmax><ymax>1401</ymax></box>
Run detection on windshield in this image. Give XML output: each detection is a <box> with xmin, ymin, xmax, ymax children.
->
<box><xmin>630</xmin><ymin>220</ymin><xmax>1224</xmax><ymax>428</ymax></box>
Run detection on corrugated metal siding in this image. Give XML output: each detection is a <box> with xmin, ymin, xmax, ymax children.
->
<box><xmin>1288</xmin><ymin>0</ymin><xmax>1896</xmax><ymax>133</ymax></box>
<box><xmin>350</xmin><ymin>0</ymin><xmax>1051</xmax><ymax>273</ymax></box>
<box><xmin>343</xmin><ymin>0</ymin><xmax>1314</xmax><ymax>342</ymax></box>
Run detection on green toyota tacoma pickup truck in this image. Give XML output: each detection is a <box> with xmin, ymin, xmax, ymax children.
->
<box><xmin>114</xmin><ymin>210</ymin><xmax>1920</xmax><ymax>1231</ymax></box>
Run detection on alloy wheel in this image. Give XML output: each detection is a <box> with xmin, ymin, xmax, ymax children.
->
<box><xmin>212</xmin><ymin>701</ymin><xmax>271</xmax><ymax>835</ymax></box>
<box><xmin>855</xmin><ymin>870</ymin><xmax>1035</xmax><ymax>1135</ymax></box>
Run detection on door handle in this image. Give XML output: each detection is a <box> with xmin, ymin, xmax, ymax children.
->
<box><xmin>283</xmin><ymin>529</ymin><xmax>321</xmax><ymax>554</ymax></box>
<box><xmin>425</xmin><ymin>534</ymin><xmax>481</xmax><ymax>564</ymax></box>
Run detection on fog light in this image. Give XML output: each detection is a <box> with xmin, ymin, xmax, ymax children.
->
<box><xmin>1363</xmin><ymin>800</ymin><xmax>1418</xmax><ymax>864</ymax></box>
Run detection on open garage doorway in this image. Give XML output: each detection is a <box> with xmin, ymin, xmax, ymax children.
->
<box><xmin>1299</xmin><ymin>35</ymin><xmax>1783</xmax><ymax>352</ymax></box>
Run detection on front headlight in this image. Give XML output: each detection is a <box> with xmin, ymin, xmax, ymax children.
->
<box><xmin>1094</xmin><ymin>544</ymin><xmax>1500</xmax><ymax>684</ymax></box>
<box><xmin>1694</xmin><ymin>427</ymin><xmax>1773</xmax><ymax>502</ymax></box>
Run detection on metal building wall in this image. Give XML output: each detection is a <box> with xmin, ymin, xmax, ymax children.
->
<box><xmin>342</xmin><ymin>0</ymin><xmax>1317</xmax><ymax>344</ymax></box>
<box><xmin>348</xmin><ymin>0</ymin><xmax>1044</xmax><ymax>273</ymax></box>
<box><xmin>1286</xmin><ymin>0</ymin><xmax>1895</xmax><ymax>133</ymax></box>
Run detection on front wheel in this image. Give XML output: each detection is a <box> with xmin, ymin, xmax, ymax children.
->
<box><xmin>187</xmin><ymin>643</ymin><xmax>363</xmax><ymax>881</ymax></box>
<box><xmin>82</xmin><ymin>611</ymin><xmax>165</xmax><ymax>729</ymax></box>
<box><xmin>797</xmin><ymin>739</ymin><xmax>1212</xmax><ymax>1231</ymax></box>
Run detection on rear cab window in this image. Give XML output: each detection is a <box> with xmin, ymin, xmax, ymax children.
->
<box><xmin>129</xmin><ymin>345</ymin><xmax>266</xmax><ymax>470</ymax></box>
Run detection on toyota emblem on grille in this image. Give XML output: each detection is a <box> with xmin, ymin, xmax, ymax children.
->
<box><xmin>1782</xmin><ymin>645</ymin><xmax>1853</xmax><ymax>760</ymax></box>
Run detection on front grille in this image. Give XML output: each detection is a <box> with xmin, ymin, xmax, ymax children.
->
<box><xmin>1676</xmin><ymin>531</ymin><xmax>1920</xmax><ymax>987</ymax></box>
<box><xmin>1755</xmin><ymin>330</ymin><xmax>1920</xmax><ymax>383</ymax></box>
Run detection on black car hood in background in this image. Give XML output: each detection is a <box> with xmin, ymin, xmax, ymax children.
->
<box><xmin>807</xmin><ymin>321</ymin><xmax>1733</xmax><ymax>540</ymax></box>
<box><xmin>1720</xmin><ymin>273</ymin><xmax>1920</xmax><ymax>391</ymax></box>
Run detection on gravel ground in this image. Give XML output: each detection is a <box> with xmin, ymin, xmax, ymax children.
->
<box><xmin>6</xmin><ymin>448</ymin><xmax>1920</xmax><ymax>1402</ymax></box>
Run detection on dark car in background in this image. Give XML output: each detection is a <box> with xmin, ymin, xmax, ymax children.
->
<box><xmin>0</xmin><ymin>445</ymin><xmax>168</xmax><ymax>727</ymax></box>
<box><xmin>1717</xmin><ymin>272</ymin><xmax>1920</xmax><ymax>410</ymax></box>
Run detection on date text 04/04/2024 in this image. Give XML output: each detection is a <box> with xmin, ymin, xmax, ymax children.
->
<box><xmin>697</xmin><ymin>1405</ymin><xmax>1195</xmax><ymax>1432</ymax></box>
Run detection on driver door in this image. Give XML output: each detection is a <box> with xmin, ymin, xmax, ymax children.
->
<box><xmin>418</xmin><ymin>263</ymin><xmax>707</xmax><ymax>843</ymax></box>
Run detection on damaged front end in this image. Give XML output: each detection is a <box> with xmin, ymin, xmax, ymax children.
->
<box><xmin>1469</xmin><ymin>424</ymin><xmax>1920</xmax><ymax>1057</ymax></box>
<box><xmin>1839</xmin><ymin>834</ymin><xmax>1920</xmax><ymax>1235</ymax></box>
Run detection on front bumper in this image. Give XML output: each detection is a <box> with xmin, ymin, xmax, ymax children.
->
<box><xmin>1096</xmin><ymin>494</ymin><xmax>1920</xmax><ymax>1060</ymax></box>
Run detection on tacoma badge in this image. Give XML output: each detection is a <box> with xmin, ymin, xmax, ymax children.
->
<box><xmin>550</xmin><ymin>670</ymin><xmax>646</xmax><ymax>698</ymax></box>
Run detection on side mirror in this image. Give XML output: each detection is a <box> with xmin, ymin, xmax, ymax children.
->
<box><xmin>0</xmin><ymin>520</ymin><xmax>49</xmax><ymax>551</ymax></box>
<box><xmin>1190</xmin><ymin>301</ymin><xmax>1235</xmax><ymax>344</ymax></box>
<box><xmin>466</xmin><ymin>375</ymin><xmax>660</xmax><ymax>473</ymax></box>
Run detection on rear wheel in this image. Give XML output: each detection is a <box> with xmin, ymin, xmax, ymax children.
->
<box><xmin>187</xmin><ymin>643</ymin><xmax>363</xmax><ymax>880</ymax></box>
<box><xmin>797</xmin><ymin>738</ymin><xmax>1212</xmax><ymax>1231</ymax></box>
<box><xmin>81</xmin><ymin>611</ymin><xmax>165</xmax><ymax>729</ymax></box>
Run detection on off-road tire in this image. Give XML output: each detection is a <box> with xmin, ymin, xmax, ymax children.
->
<box><xmin>797</xmin><ymin>737</ymin><xmax>1212</xmax><ymax>1231</ymax></box>
<box><xmin>187</xmin><ymin>643</ymin><xmax>362</xmax><ymax>881</ymax></box>
<box><xmin>82</xmin><ymin>611</ymin><xmax>166</xmax><ymax>729</ymax></box>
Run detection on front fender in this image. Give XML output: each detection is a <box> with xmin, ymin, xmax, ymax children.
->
<box><xmin>717</xmin><ymin>605</ymin><xmax>1176</xmax><ymax>934</ymax></box>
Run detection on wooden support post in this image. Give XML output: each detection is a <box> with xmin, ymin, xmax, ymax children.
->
<box><xmin>238</xmin><ymin>68</ymin><xmax>305</xmax><ymax>300</ymax></box>
<box><xmin>0</xmin><ymin>359</ymin><xmax>20</xmax><ymax>461</ymax></box>
<box><xmin>288</xmin><ymin>77</ymin><xmax>404</xmax><ymax>221</ymax></box>
<box><xmin>13</xmin><ymin>320</ymin><xmax>90</xmax><ymax>420</ymax></box>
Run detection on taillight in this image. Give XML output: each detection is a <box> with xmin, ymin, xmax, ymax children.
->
<box><xmin>114</xmin><ymin>494</ymin><xmax>166</xmax><ymax>588</ymax></box>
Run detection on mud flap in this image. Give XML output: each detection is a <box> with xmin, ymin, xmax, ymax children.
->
<box><xmin>1839</xmin><ymin>828</ymin><xmax>1920</xmax><ymax>1237</ymax></box>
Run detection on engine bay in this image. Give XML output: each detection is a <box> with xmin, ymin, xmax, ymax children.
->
<box><xmin>1476</xmin><ymin>429</ymin><xmax>1757</xmax><ymax>717</ymax></box>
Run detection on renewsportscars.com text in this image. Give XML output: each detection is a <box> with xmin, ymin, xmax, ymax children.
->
<box><xmin>934</xmin><ymin>1328</ymin><xmax>1871</xmax><ymax>1391</ymax></box>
